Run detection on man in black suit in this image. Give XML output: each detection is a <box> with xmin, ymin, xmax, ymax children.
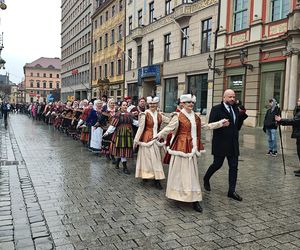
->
<box><xmin>203</xmin><ymin>89</ymin><xmax>242</xmax><ymax>201</ymax></box>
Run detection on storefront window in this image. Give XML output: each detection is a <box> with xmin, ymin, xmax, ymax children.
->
<box><xmin>127</xmin><ymin>83</ymin><xmax>138</xmax><ymax>105</ymax></box>
<box><xmin>164</xmin><ymin>78</ymin><xmax>178</xmax><ymax>112</ymax></box>
<box><xmin>188</xmin><ymin>74</ymin><xmax>208</xmax><ymax>114</ymax></box>
<box><xmin>229</xmin><ymin>75</ymin><xmax>244</xmax><ymax>102</ymax></box>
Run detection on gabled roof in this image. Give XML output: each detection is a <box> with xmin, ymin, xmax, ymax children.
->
<box><xmin>24</xmin><ymin>57</ymin><xmax>61</xmax><ymax>70</ymax></box>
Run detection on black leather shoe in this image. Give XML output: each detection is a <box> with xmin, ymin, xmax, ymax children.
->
<box><xmin>155</xmin><ymin>180</ymin><xmax>163</xmax><ymax>190</ymax></box>
<box><xmin>295</xmin><ymin>172</ymin><xmax>300</xmax><ymax>177</ymax></box>
<box><xmin>193</xmin><ymin>202</ymin><xmax>203</xmax><ymax>213</ymax></box>
<box><xmin>123</xmin><ymin>167</ymin><xmax>130</xmax><ymax>175</ymax></box>
<box><xmin>294</xmin><ymin>169</ymin><xmax>300</xmax><ymax>174</ymax></box>
<box><xmin>203</xmin><ymin>178</ymin><xmax>211</xmax><ymax>191</ymax></box>
<box><xmin>227</xmin><ymin>192</ymin><xmax>243</xmax><ymax>201</ymax></box>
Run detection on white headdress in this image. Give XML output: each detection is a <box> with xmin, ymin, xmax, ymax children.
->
<box><xmin>146</xmin><ymin>96</ymin><xmax>159</xmax><ymax>104</ymax></box>
<box><xmin>180</xmin><ymin>94</ymin><xmax>196</xmax><ymax>103</ymax></box>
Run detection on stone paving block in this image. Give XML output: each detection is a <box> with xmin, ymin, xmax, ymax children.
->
<box><xmin>99</xmin><ymin>235</ymin><xmax>122</xmax><ymax>245</ymax></box>
<box><xmin>233</xmin><ymin>233</ymin><xmax>257</xmax><ymax>244</ymax></box>
<box><xmin>192</xmin><ymin>241</ymin><xmax>220</xmax><ymax>250</ymax></box>
<box><xmin>273</xmin><ymin>233</ymin><xmax>298</xmax><ymax>244</ymax></box>
<box><xmin>277</xmin><ymin>242</ymin><xmax>300</xmax><ymax>249</ymax></box>
<box><xmin>142</xmin><ymin>228</ymin><xmax>162</xmax><ymax>237</ymax></box>
<box><xmin>158</xmin><ymin>240</ymin><xmax>181</xmax><ymax>249</ymax></box>
<box><xmin>72</xmin><ymin>239</ymin><xmax>102</xmax><ymax>250</ymax></box>
<box><xmin>255</xmin><ymin>238</ymin><xmax>279</xmax><ymax>248</ymax></box>
<box><xmin>54</xmin><ymin>235</ymin><xmax>81</xmax><ymax>247</ymax></box>
<box><xmin>176</xmin><ymin>235</ymin><xmax>203</xmax><ymax>246</ymax></box>
<box><xmin>114</xmin><ymin>239</ymin><xmax>138</xmax><ymax>249</ymax></box>
<box><xmin>0</xmin><ymin>242</ymin><xmax>14</xmax><ymax>250</ymax></box>
<box><xmin>214</xmin><ymin>237</ymin><xmax>238</xmax><ymax>248</ymax></box>
<box><xmin>157</xmin><ymin>232</ymin><xmax>179</xmax><ymax>242</ymax></box>
<box><xmin>55</xmin><ymin>244</ymin><xmax>75</xmax><ymax>250</ymax></box>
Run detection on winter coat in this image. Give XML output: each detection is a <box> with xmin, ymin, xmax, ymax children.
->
<box><xmin>263</xmin><ymin>106</ymin><xmax>281</xmax><ymax>130</ymax></box>
<box><xmin>278</xmin><ymin>106</ymin><xmax>300</xmax><ymax>139</ymax></box>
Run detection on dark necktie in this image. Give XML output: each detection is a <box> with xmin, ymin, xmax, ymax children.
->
<box><xmin>229</xmin><ymin>106</ymin><xmax>235</xmax><ymax>123</ymax></box>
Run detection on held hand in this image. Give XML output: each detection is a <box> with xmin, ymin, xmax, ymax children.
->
<box><xmin>275</xmin><ymin>115</ymin><xmax>281</xmax><ymax>122</ymax></box>
<box><xmin>222</xmin><ymin>119</ymin><xmax>230</xmax><ymax>127</ymax></box>
<box><xmin>151</xmin><ymin>136</ymin><xmax>158</xmax><ymax>141</ymax></box>
<box><xmin>103</xmin><ymin>132</ymin><xmax>108</xmax><ymax>137</ymax></box>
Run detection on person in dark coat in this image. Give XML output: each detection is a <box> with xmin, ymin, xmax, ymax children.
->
<box><xmin>275</xmin><ymin>98</ymin><xmax>300</xmax><ymax>176</ymax></box>
<box><xmin>263</xmin><ymin>98</ymin><xmax>281</xmax><ymax>156</ymax></box>
<box><xmin>203</xmin><ymin>89</ymin><xmax>242</xmax><ymax>201</ymax></box>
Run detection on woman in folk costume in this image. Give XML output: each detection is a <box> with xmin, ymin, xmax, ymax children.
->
<box><xmin>103</xmin><ymin>100</ymin><xmax>138</xmax><ymax>174</ymax></box>
<box><xmin>77</xmin><ymin>101</ymin><xmax>93</xmax><ymax>145</ymax></box>
<box><xmin>97</xmin><ymin>98</ymin><xmax>118</xmax><ymax>162</ymax></box>
<box><xmin>156</xmin><ymin>94</ymin><xmax>229</xmax><ymax>212</ymax></box>
<box><xmin>134</xmin><ymin>96</ymin><xmax>170</xmax><ymax>189</ymax></box>
<box><xmin>86</xmin><ymin>100</ymin><xmax>103</xmax><ymax>152</ymax></box>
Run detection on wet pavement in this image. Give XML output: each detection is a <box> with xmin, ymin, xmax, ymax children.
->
<box><xmin>1</xmin><ymin>113</ymin><xmax>300</xmax><ymax>250</ymax></box>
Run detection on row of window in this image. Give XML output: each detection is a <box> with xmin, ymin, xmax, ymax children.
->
<box><xmin>234</xmin><ymin>0</ymin><xmax>289</xmax><ymax>31</ymax></box>
<box><xmin>62</xmin><ymin>13</ymin><xmax>91</xmax><ymax>46</ymax></box>
<box><xmin>62</xmin><ymin>70</ymin><xmax>90</xmax><ymax>87</ymax></box>
<box><xmin>29</xmin><ymin>81</ymin><xmax>60</xmax><ymax>89</ymax></box>
<box><xmin>93</xmin><ymin>59</ymin><xmax>123</xmax><ymax>80</ymax></box>
<box><xmin>127</xmin><ymin>0</ymin><xmax>290</xmax><ymax>34</ymax></box>
<box><xmin>29</xmin><ymin>73</ymin><xmax>60</xmax><ymax>78</ymax></box>
<box><xmin>94</xmin><ymin>0</ymin><xmax>124</xmax><ymax>29</ymax></box>
<box><xmin>62</xmin><ymin>32</ymin><xmax>91</xmax><ymax>59</ymax></box>
<box><xmin>62</xmin><ymin>0</ymin><xmax>90</xmax><ymax>30</ymax></box>
<box><xmin>93</xmin><ymin>25</ymin><xmax>123</xmax><ymax>52</ymax></box>
<box><xmin>127</xmin><ymin>19</ymin><xmax>211</xmax><ymax>69</ymax></box>
<box><xmin>62</xmin><ymin>51</ymin><xmax>90</xmax><ymax>73</ymax></box>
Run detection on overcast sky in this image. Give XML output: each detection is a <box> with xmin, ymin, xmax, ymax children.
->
<box><xmin>0</xmin><ymin>0</ymin><xmax>61</xmax><ymax>84</ymax></box>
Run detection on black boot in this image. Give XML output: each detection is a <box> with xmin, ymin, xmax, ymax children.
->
<box><xmin>115</xmin><ymin>158</ymin><xmax>121</xmax><ymax>169</ymax></box>
<box><xmin>111</xmin><ymin>155</ymin><xmax>116</xmax><ymax>164</ymax></box>
<box><xmin>193</xmin><ymin>202</ymin><xmax>203</xmax><ymax>213</ymax></box>
<box><xmin>122</xmin><ymin>162</ymin><xmax>130</xmax><ymax>175</ymax></box>
<box><xmin>154</xmin><ymin>180</ymin><xmax>163</xmax><ymax>190</ymax></box>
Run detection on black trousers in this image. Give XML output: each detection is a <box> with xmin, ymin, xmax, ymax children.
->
<box><xmin>297</xmin><ymin>138</ymin><xmax>300</xmax><ymax>163</ymax></box>
<box><xmin>204</xmin><ymin>155</ymin><xmax>239</xmax><ymax>194</ymax></box>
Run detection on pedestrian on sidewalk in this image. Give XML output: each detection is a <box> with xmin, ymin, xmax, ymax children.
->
<box><xmin>275</xmin><ymin>98</ymin><xmax>300</xmax><ymax>176</ymax></box>
<box><xmin>155</xmin><ymin>94</ymin><xmax>229</xmax><ymax>212</ymax></box>
<box><xmin>263</xmin><ymin>98</ymin><xmax>281</xmax><ymax>157</ymax></box>
<box><xmin>134</xmin><ymin>96</ymin><xmax>169</xmax><ymax>189</ymax></box>
<box><xmin>203</xmin><ymin>89</ymin><xmax>243</xmax><ymax>202</ymax></box>
<box><xmin>103</xmin><ymin>100</ymin><xmax>138</xmax><ymax>174</ymax></box>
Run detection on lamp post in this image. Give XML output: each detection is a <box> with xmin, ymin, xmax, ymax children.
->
<box><xmin>0</xmin><ymin>33</ymin><xmax>5</xmax><ymax>69</ymax></box>
<box><xmin>0</xmin><ymin>0</ymin><xmax>7</xmax><ymax>10</ymax></box>
<box><xmin>207</xmin><ymin>54</ymin><xmax>222</xmax><ymax>75</ymax></box>
<box><xmin>239</xmin><ymin>49</ymin><xmax>253</xmax><ymax>71</ymax></box>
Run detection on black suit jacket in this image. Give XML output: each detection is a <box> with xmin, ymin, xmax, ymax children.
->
<box><xmin>209</xmin><ymin>102</ymin><xmax>240</xmax><ymax>157</ymax></box>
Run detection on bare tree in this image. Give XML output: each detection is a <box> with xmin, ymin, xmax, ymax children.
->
<box><xmin>0</xmin><ymin>84</ymin><xmax>11</xmax><ymax>100</ymax></box>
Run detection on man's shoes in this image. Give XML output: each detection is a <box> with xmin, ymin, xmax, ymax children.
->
<box><xmin>203</xmin><ymin>178</ymin><xmax>211</xmax><ymax>191</ymax></box>
<box><xmin>266</xmin><ymin>150</ymin><xmax>272</xmax><ymax>156</ymax></box>
<box><xmin>227</xmin><ymin>192</ymin><xmax>243</xmax><ymax>201</ymax></box>
<box><xmin>294</xmin><ymin>169</ymin><xmax>300</xmax><ymax>174</ymax></box>
<box><xmin>155</xmin><ymin>180</ymin><xmax>163</xmax><ymax>190</ymax></box>
<box><xmin>192</xmin><ymin>202</ymin><xmax>203</xmax><ymax>213</ymax></box>
<box><xmin>271</xmin><ymin>151</ymin><xmax>277</xmax><ymax>157</ymax></box>
<box><xmin>295</xmin><ymin>173</ymin><xmax>300</xmax><ymax>177</ymax></box>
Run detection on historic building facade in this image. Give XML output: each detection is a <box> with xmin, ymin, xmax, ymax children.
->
<box><xmin>23</xmin><ymin>57</ymin><xmax>61</xmax><ymax>103</ymax></box>
<box><xmin>91</xmin><ymin>0</ymin><xmax>125</xmax><ymax>101</ymax></box>
<box><xmin>61</xmin><ymin>0</ymin><xmax>97</xmax><ymax>102</ymax></box>
<box><xmin>125</xmin><ymin>0</ymin><xmax>219</xmax><ymax>115</ymax></box>
<box><xmin>214</xmin><ymin>0</ymin><xmax>300</xmax><ymax>126</ymax></box>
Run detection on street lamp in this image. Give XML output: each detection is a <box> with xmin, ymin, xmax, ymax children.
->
<box><xmin>207</xmin><ymin>54</ymin><xmax>222</xmax><ymax>75</ymax></box>
<box><xmin>0</xmin><ymin>33</ymin><xmax>5</xmax><ymax>69</ymax></box>
<box><xmin>240</xmin><ymin>49</ymin><xmax>254</xmax><ymax>71</ymax></box>
<box><xmin>0</xmin><ymin>0</ymin><xmax>7</xmax><ymax>10</ymax></box>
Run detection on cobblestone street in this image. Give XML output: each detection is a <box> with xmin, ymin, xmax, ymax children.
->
<box><xmin>1</xmin><ymin>113</ymin><xmax>300</xmax><ymax>250</ymax></box>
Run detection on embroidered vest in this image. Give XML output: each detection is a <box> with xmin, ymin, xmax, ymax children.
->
<box><xmin>170</xmin><ymin>112</ymin><xmax>204</xmax><ymax>153</ymax></box>
<box><xmin>140</xmin><ymin>112</ymin><xmax>162</xmax><ymax>143</ymax></box>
